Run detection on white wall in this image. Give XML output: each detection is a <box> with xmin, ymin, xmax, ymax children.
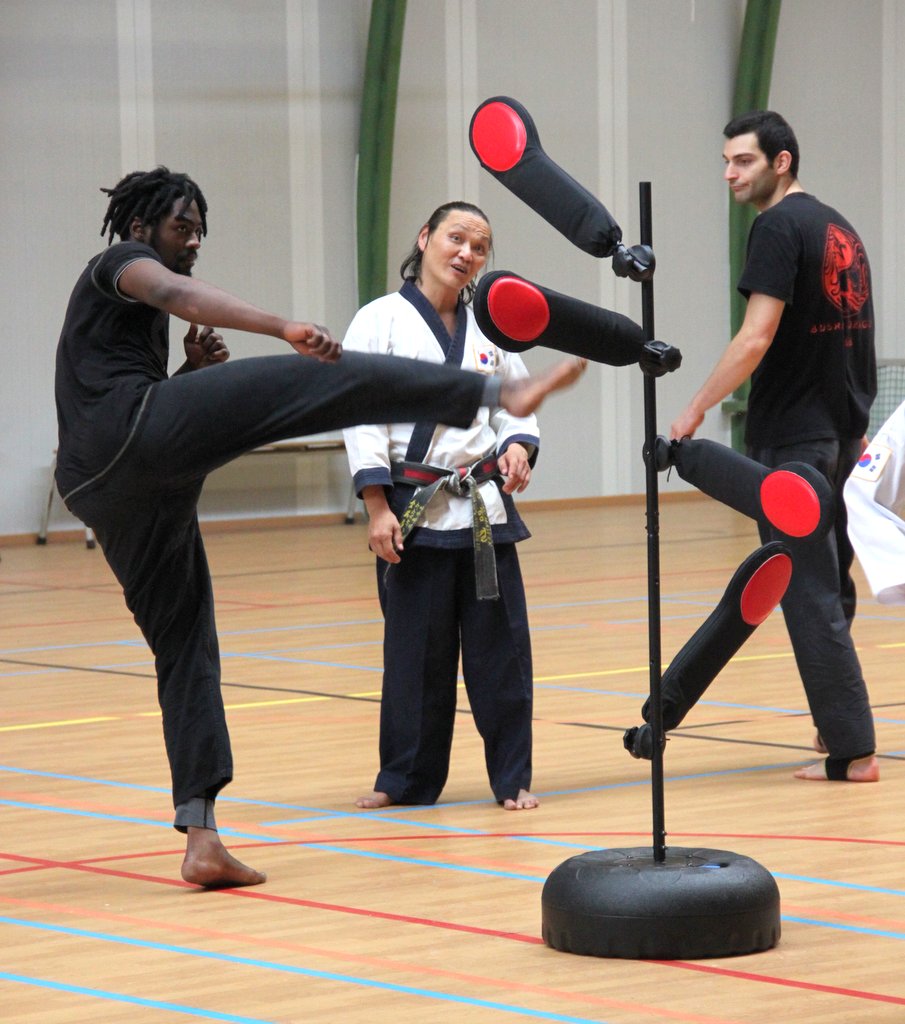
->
<box><xmin>1</xmin><ymin>0</ymin><xmax>900</xmax><ymax>539</ymax></box>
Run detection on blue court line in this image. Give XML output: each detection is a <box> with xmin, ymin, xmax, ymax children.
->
<box><xmin>218</xmin><ymin>619</ymin><xmax>383</xmax><ymax>637</ymax></box>
<box><xmin>5</xmin><ymin>789</ymin><xmax>905</xmax><ymax>902</ymax></box>
<box><xmin>0</xmin><ymin>759</ymin><xmax>882</xmax><ymax>812</ymax></box>
<box><xmin>0</xmin><ymin>972</ymin><xmax>278</xmax><ymax>1023</ymax></box>
<box><xmin>776</xmin><ymin>876</ymin><xmax>905</xmax><ymax>898</ymax></box>
<box><xmin>297</xmin><ymin>843</ymin><xmax>547</xmax><ymax>882</ymax></box>
<box><xmin>0</xmin><ymin>917</ymin><xmax>613</xmax><ymax>1024</ymax></box>
<box><xmin>0</xmin><ymin>668</ymin><xmax>66</xmax><ymax>679</ymax></box>
<box><xmin>0</xmin><ymin>639</ymin><xmax>147</xmax><ymax>656</ymax></box>
<box><xmin>0</xmin><ymin>799</ymin><xmax>281</xmax><ymax>843</ymax></box>
<box><xmin>782</xmin><ymin>915</ymin><xmax>905</xmax><ymax>939</ymax></box>
<box><xmin>0</xmin><ymin>598</ymin><xmax>739</xmax><ymax>661</ymax></box>
<box><xmin>0</xmin><ymin>765</ymin><xmax>170</xmax><ymax>795</ymax></box>
<box><xmin>0</xmin><ymin>760</ymin><xmax>839</xmax><ymax>815</ymax></box>
<box><xmin>256</xmin><ymin>812</ymin><xmax>595</xmax><ymax>853</ymax></box>
<box><xmin>532</xmin><ymin>683</ymin><xmax>905</xmax><ymax>727</ymax></box>
<box><xmin>0</xmin><ymin>796</ymin><xmax>562</xmax><ymax>877</ymax></box>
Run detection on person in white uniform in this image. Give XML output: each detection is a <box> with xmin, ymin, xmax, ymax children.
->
<box><xmin>344</xmin><ymin>201</ymin><xmax>582</xmax><ymax>811</ymax></box>
<box><xmin>845</xmin><ymin>400</ymin><xmax>905</xmax><ymax>605</ymax></box>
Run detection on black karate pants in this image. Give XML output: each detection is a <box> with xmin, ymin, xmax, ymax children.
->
<box><xmin>748</xmin><ymin>437</ymin><xmax>876</xmax><ymax>760</ymax></box>
<box><xmin>62</xmin><ymin>352</ymin><xmax>486</xmax><ymax>813</ymax></box>
<box><xmin>374</xmin><ymin>543</ymin><xmax>533</xmax><ymax>804</ymax></box>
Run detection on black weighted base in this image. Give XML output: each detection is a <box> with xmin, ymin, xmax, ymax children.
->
<box><xmin>542</xmin><ymin>846</ymin><xmax>780</xmax><ymax>959</ymax></box>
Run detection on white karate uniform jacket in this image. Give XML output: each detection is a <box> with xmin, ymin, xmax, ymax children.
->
<box><xmin>342</xmin><ymin>290</ymin><xmax>539</xmax><ymax>538</ymax></box>
<box><xmin>844</xmin><ymin>399</ymin><xmax>905</xmax><ymax>604</ymax></box>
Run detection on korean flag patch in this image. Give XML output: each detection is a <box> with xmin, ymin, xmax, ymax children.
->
<box><xmin>851</xmin><ymin>442</ymin><xmax>893</xmax><ymax>483</ymax></box>
<box><xmin>476</xmin><ymin>347</ymin><xmax>497</xmax><ymax>372</ymax></box>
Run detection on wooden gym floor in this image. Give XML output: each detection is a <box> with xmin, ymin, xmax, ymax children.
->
<box><xmin>1</xmin><ymin>495</ymin><xmax>903</xmax><ymax>1023</ymax></box>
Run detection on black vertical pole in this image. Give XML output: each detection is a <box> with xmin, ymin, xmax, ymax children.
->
<box><xmin>638</xmin><ymin>182</ymin><xmax>666</xmax><ymax>863</ymax></box>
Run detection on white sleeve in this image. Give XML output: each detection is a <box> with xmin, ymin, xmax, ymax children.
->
<box><xmin>844</xmin><ymin>400</ymin><xmax>905</xmax><ymax>603</ymax></box>
<box><xmin>488</xmin><ymin>349</ymin><xmax>539</xmax><ymax>453</ymax></box>
<box><xmin>341</xmin><ymin>302</ymin><xmax>392</xmax><ymax>482</ymax></box>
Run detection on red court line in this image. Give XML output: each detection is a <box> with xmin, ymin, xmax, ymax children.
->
<box><xmin>0</xmin><ymin>894</ymin><xmax>736</xmax><ymax>1024</ymax></box>
<box><xmin>2</xmin><ymin>845</ymin><xmax>905</xmax><ymax>1008</ymax></box>
<box><xmin>5</xmin><ymin>825</ymin><xmax>905</xmax><ymax>875</ymax></box>
<box><xmin>652</xmin><ymin>960</ymin><xmax>905</xmax><ymax>1006</ymax></box>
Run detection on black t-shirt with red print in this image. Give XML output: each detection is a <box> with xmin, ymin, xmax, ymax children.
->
<box><xmin>54</xmin><ymin>242</ymin><xmax>169</xmax><ymax>493</ymax></box>
<box><xmin>738</xmin><ymin>192</ymin><xmax>876</xmax><ymax>448</ymax></box>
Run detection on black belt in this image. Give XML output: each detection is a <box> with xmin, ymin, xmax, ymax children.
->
<box><xmin>391</xmin><ymin>454</ymin><xmax>500</xmax><ymax>600</ymax></box>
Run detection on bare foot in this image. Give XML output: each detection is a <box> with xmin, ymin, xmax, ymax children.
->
<box><xmin>355</xmin><ymin>791</ymin><xmax>394</xmax><ymax>809</ymax></box>
<box><xmin>181</xmin><ymin>827</ymin><xmax>266</xmax><ymax>888</ymax></box>
<box><xmin>500</xmin><ymin>358</ymin><xmax>586</xmax><ymax>417</ymax></box>
<box><xmin>793</xmin><ymin>755</ymin><xmax>879</xmax><ymax>782</ymax></box>
<box><xmin>502</xmin><ymin>789</ymin><xmax>540</xmax><ymax>810</ymax></box>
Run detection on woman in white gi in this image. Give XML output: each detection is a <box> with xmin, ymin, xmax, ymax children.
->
<box><xmin>344</xmin><ymin>201</ymin><xmax>557</xmax><ymax>811</ymax></box>
<box><xmin>845</xmin><ymin>400</ymin><xmax>905</xmax><ymax>605</ymax></box>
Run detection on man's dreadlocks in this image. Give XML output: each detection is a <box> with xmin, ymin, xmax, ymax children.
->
<box><xmin>100</xmin><ymin>166</ymin><xmax>208</xmax><ymax>244</ymax></box>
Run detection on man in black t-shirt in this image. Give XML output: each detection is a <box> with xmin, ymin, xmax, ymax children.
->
<box><xmin>671</xmin><ymin>111</ymin><xmax>878</xmax><ymax>783</ymax></box>
<box><xmin>54</xmin><ymin>168</ymin><xmax>584</xmax><ymax>887</ymax></box>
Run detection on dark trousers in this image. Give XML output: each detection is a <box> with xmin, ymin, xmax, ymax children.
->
<box><xmin>748</xmin><ymin>437</ymin><xmax>876</xmax><ymax>759</ymax></box>
<box><xmin>63</xmin><ymin>352</ymin><xmax>486</xmax><ymax>810</ymax></box>
<box><xmin>374</xmin><ymin>543</ymin><xmax>533</xmax><ymax>804</ymax></box>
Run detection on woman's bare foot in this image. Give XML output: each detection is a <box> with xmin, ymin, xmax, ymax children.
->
<box><xmin>500</xmin><ymin>357</ymin><xmax>587</xmax><ymax>417</ymax></box>
<box><xmin>793</xmin><ymin>754</ymin><xmax>879</xmax><ymax>782</ymax></box>
<box><xmin>501</xmin><ymin>789</ymin><xmax>540</xmax><ymax>810</ymax></box>
<box><xmin>181</xmin><ymin>827</ymin><xmax>266</xmax><ymax>888</ymax></box>
<box><xmin>355</xmin><ymin>791</ymin><xmax>394</xmax><ymax>809</ymax></box>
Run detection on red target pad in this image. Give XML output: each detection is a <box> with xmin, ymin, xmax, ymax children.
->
<box><xmin>740</xmin><ymin>552</ymin><xmax>793</xmax><ymax>625</ymax></box>
<box><xmin>486</xmin><ymin>276</ymin><xmax>550</xmax><ymax>342</ymax></box>
<box><xmin>760</xmin><ymin>470</ymin><xmax>822</xmax><ymax>538</ymax></box>
<box><xmin>470</xmin><ymin>101</ymin><xmax>528</xmax><ymax>172</ymax></box>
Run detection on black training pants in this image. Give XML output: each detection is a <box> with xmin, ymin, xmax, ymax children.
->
<box><xmin>62</xmin><ymin>352</ymin><xmax>486</xmax><ymax>810</ymax></box>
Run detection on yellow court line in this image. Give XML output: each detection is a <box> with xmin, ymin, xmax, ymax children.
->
<box><xmin>0</xmin><ymin>716</ymin><xmax>118</xmax><ymax>733</ymax></box>
<box><xmin>536</xmin><ymin>666</ymin><xmax>649</xmax><ymax>682</ymax></box>
<box><xmin>223</xmin><ymin>696</ymin><xmax>331</xmax><ymax>710</ymax></box>
<box><xmin>2</xmin><ymin>653</ymin><xmax>799</xmax><ymax>732</ymax></box>
<box><xmin>1</xmin><ymin>698</ymin><xmax>331</xmax><ymax>732</ymax></box>
<box><xmin>536</xmin><ymin>650</ymin><xmax>794</xmax><ymax>683</ymax></box>
<box><xmin>134</xmin><ymin>696</ymin><xmax>332</xmax><ymax>715</ymax></box>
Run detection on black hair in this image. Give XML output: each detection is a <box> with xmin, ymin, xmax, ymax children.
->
<box><xmin>723</xmin><ymin>110</ymin><xmax>800</xmax><ymax>179</ymax></box>
<box><xmin>399</xmin><ymin>201</ymin><xmax>492</xmax><ymax>305</ymax></box>
<box><xmin>99</xmin><ymin>166</ymin><xmax>208</xmax><ymax>244</ymax></box>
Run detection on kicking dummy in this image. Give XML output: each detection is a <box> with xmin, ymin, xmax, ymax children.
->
<box><xmin>624</xmin><ymin>541</ymin><xmax>792</xmax><ymax>759</ymax></box>
<box><xmin>623</xmin><ymin>436</ymin><xmax>834</xmax><ymax>758</ymax></box>
<box><xmin>466</xmin><ymin>94</ymin><xmax>855</xmax><ymax>777</ymax></box>
<box><xmin>469</xmin><ymin>95</ymin><xmax>653</xmax><ymax>280</ymax></box>
<box><xmin>474</xmin><ymin>270</ymin><xmax>680</xmax><ymax>374</ymax></box>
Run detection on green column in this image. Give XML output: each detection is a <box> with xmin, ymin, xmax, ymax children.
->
<box><xmin>356</xmin><ymin>0</ymin><xmax>408</xmax><ymax>308</ymax></box>
<box><xmin>723</xmin><ymin>0</ymin><xmax>782</xmax><ymax>450</ymax></box>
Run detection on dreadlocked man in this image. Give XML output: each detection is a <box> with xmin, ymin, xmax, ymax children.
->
<box><xmin>54</xmin><ymin>167</ymin><xmax>584</xmax><ymax>888</ymax></box>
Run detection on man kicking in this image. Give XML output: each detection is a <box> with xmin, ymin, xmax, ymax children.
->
<box><xmin>54</xmin><ymin>166</ymin><xmax>585</xmax><ymax>887</ymax></box>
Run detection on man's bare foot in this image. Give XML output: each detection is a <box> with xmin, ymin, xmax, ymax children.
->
<box><xmin>355</xmin><ymin>791</ymin><xmax>394</xmax><ymax>809</ymax></box>
<box><xmin>500</xmin><ymin>357</ymin><xmax>586</xmax><ymax>417</ymax></box>
<box><xmin>181</xmin><ymin>827</ymin><xmax>266</xmax><ymax>888</ymax></box>
<box><xmin>501</xmin><ymin>789</ymin><xmax>540</xmax><ymax>810</ymax></box>
<box><xmin>793</xmin><ymin>754</ymin><xmax>879</xmax><ymax>782</ymax></box>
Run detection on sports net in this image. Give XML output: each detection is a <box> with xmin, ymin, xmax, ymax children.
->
<box><xmin>869</xmin><ymin>360</ymin><xmax>905</xmax><ymax>438</ymax></box>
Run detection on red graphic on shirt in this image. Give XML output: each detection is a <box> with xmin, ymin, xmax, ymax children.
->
<box><xmin>823</xmin><ymin>223</ymin><xmax>870</xmax><ymax>316</ymax></box>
